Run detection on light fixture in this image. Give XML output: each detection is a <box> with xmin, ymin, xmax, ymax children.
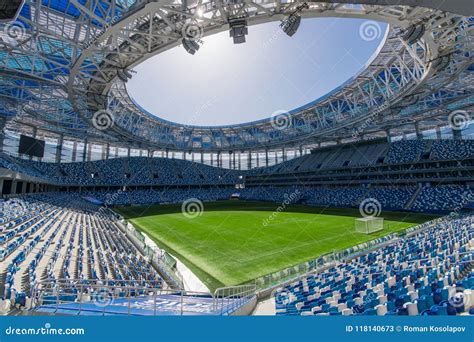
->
<box><xmin>280</xmin><ymin>15</ymin><xmax>302</xmax><ymax>37</ymax></box>
<box><xmin>280</xmin><ymin>2</ymin><xmax>308</xmax><ymax>37</ymax></box>
<box><xmin>229</xmin><ymin>17</ymin><xmax>248</xmax><ymax>44</ymax></box>
<box><xmin>182</xmin><ymin>38</ymin><xmax>200</xmax><ymax>54</ymax></box>
<box><xmin>117</xmin><ymin>68</ymin><xmax>133</xmax><ymax>82</ymax></box>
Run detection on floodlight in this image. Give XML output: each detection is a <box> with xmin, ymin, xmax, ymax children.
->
<box><xmin>182</xmin><ymin>38</ymin><xmax>200</xmax><ymax>55</ymax></box>
<box><xmin>229</xmin><ymin>17</ymin><xmax>248</xmax><ymax>44</ymax></box>
<box><xmin>281</xmin><ymin>14</ymin><xmax>302</xmax><ymax>37</ymax></box>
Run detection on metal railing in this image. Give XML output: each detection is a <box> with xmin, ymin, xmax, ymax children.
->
<box><xmin>30</xmin><ymin>279</ymin><xmax>255</xmax><ymax>316</ymax></box>
<box><xmin>213</xmin><ymin>284</ymin><xmax>257</xmax><ymax>315</ymax></box>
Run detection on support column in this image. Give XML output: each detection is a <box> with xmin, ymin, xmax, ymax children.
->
<box><xmin>201</xmin><ymin>151</ymin><xmax>204</xmax><ymax>164</ymax></box>
<box><xmin>87</xmin><ymin>142</ymin><xmax>92</xmax><ymax>161</ymax></box>
<box><xmin>238</xmin><ymin>151</ymin><xmax>241</xmax><ymax>170</ymax></box>
<box><xmin>0</xmin><ymin>117</ymin><xmax>6</xmax><ymax>153</ymax></box>
<box><xmin>414</xmin><ymin>122</ymin><xmax>422</xmax><ymax>139</ymax></box>
<box><xmin>385</xmin><ymin>128</ymin><xmax>391</xmax><ymax>143</ymax></box>
<box><xmin>105</xmin><ymin>144</ymin><xmax>110</xmax><ymax>160</ymax></box>
<box><xmin>247</xmin><ymin>151</ymin><xmax>252</xmax><ymax>170</ymax></box>
<box><xmin>56</xmin><ymin>134</ymin><xmax>63</xmax><ymax>163</ymax></box>
<box><xmin>436</xmin><ymin>126</ymin><xmax>441</xmax><ymax>139</ymax></box>
<box><xmin>211</xmin><ymin>153</ymin><xmax>214</xmax><ymax>167</ymax></box>
<box><xmin>282</xmin><ymin>147</ymin><xmax>286</xmax><ymax>162</ymax></box>
<box><xmin>72</xmin><ymin>141</ymin><xmax>77</xmax><ymax>162</ymax></box>
<box><xmin>453</xmin><ymin>127</ymin><xmax>462</xmax><ymax>140</ymax></box>
<box><xmin>265</xmin><ymin>149</ymin><xmax>269</xmax><ymax>167</ymax></box>
<box><xmin>11</xmin><ymin>179</ymin><xmax>17</xmax><ymax>194</ymax></box>
<box><xmin>127</xmin><ymin>147</ymin><xmax>131</xmax><ymax>157</ymax></box>
<box><xmin>82</xmin><ymin>139</ymin><xmax>87</xmax><ymax>162</ymax></box>
<box><xmin>232</xmin><ymin>151</ymin><xmax>236</xmax><ymax>170</ymax></box>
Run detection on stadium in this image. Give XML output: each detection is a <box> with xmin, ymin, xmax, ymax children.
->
<box><xmin>0</xmin><ymin>0</ymin><xmax>473</xmax><ymax>320</ymax></box>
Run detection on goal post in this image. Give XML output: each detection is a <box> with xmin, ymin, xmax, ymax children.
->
<box><xmin>355</xmin><ymin>217</ymin><xmax>384</xmax><ymax>234</ymax></box>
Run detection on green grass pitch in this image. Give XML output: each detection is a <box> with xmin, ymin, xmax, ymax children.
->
<box><xmin>116</xmin><ymin>201</ymin><xmax>437</xmax><ymax>292</ymax></box>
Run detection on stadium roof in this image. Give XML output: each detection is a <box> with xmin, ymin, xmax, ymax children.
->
<box><xmin>0</xmin><ymin>0</ymin><xmax>473</xmax><ymax>152</ymax></box>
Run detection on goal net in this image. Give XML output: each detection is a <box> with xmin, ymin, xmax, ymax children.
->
<box><xmin>355</xmin><ymin>217</ymin><xmax>384</xmax><ymax>234</ymax></box>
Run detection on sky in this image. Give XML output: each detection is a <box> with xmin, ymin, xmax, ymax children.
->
<box><xmin>127</xmin><ymin>18</ymin><xmax>388</xmax><ymax>126</ymax></box>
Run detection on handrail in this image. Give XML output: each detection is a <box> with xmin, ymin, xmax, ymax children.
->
<box><xmin>213</xmin><ymin>284</ymin><xmax>257</xmax><ymax>315</ymax></box>
<box><xmin>30</xmin><ymin>278</ymin><xmax>254</xmax><ymax>316</ymax></box>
